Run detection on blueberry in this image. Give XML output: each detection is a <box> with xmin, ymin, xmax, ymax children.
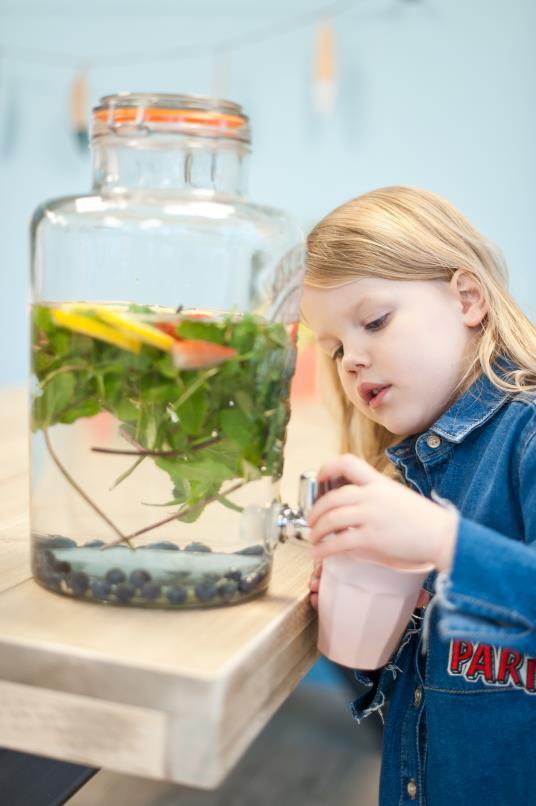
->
<box><xmin>105</xmin><ymin>568</ymin><xmax>126</xmax><ymax>585</ymax></box>
<box><xmin>234</xmin><ymin>544</ymin><xmax>264</xmax><ymax>556</ymax></box>
<box><xmin>238</xmin><ymin>572</ymin><xmax>266</xmax><ymax>594</ymax></box>
<box><xmin>151</xmin><ymin>541</ymin><xmax>180</xmax><ymax>551</ymax></box>
<box><xmin>256</xmin><ymin>562</ymin><xmax>270</xmax><ymax>581</ymax></box>
<box><xmin>115</xmin><ymin>582</ymin><xmax>135</xmax><ymax>603</ymax></box>
<box><xmin>141</xmin><ymin>582</ymin><xmax>161</xmax><ymax>601</ymax></box>
<box><xmin>224</xmin><ymin>568</ymin><xmax>242</xmax><ymax>582</ymax></box>
<box><xmin>54</xmin><ymin>560</ymin><xmax>72</xmax><ymax>575</ymax></box>
<box><xmin>67</xmin><ymin>571</ymin><xmax>89</xmax><ymax>596</ymax></box>
<box><xmin>217</xmin><ymin>580</ymin><xmax>238</xmax><ymax>601</ymax></box>
<box><xmin>129</xmin><ymin>569</ymin><xmax>151</xmax><ymax>589</ymax></box>
<box><xmin>195</xmin><ymin>581</ymin><xmax>218</xmax><ymax>602</ymax></box>
<box><xmin>184</xmin><ymin>542</ymin><xmax>212</xmax><ymax>553</ymax></box>
<box><xmin>238</xmin><ymin>575</ymin><xmax>255</xmax><ymax>593</ymax></box>
<box><xmin>41</xmin><ymin>550</ymin><xmax>71</xmax><ymax>574</ymax></box>
<box><xmin>91</xmin><ymin>580</ymin><xmax>112</xmax><ymax>600</ymax></box>
<box><xmin>84</xmin><ymin>539</ymin><xmax>105</xmax><ymax>548</ymax></box>
<box><xmin>167</xmin><ymin>586</ymin><xmax>188</xmax><ymax>605</ymax></box>
<box><xmin>46</xmin><ymin>536</ymin><xmax>77</xmax><ymax>549</ymax></box>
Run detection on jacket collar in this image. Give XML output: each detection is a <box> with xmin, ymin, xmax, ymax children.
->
<box><xmin>386</xmin><ymin>365</ymin><xmax>512</xmax><ymax>456</ymax></box>
<box><xmin>427</xmin><ymin>370</ymin><xmax>511</xmax><ymax>444</ymax></box>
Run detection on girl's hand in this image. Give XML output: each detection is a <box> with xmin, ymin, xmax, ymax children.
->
<box><xmin>309</xmin><ymin>561</ymin><xmax>322</xmax><ymax>611</ymax></box>
<box><xmin>308</xmin><ymin>454</ymin><xmax>459</xmax><ymax>572</ymax></box>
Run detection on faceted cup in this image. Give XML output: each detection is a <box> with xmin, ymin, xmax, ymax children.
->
<box><xmin>317</xmin><ymin>551</ymin><xmax>434</xmax><ymax>670</ymax></box>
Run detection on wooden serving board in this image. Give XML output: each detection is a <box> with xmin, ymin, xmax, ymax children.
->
<box><xmin>0</xmin><ymin>387</ymin><xmax>336</xmax><ymax>788</ymax></box>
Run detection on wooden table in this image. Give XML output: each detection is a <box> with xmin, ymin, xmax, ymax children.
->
<box><xmin>0</xmin><ymin>387</ymin><xmax>336</xmax><ymax>789</ymax></box>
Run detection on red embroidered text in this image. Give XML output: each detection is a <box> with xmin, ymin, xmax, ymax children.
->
<box><xmin>448</xmin><ymin>639</ymin><xmax>536</xmax><ymax>694</ymax></box>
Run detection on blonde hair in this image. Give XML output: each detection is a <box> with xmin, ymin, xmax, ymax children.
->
<box><xmin>305</xmin><ymin>186</ymin><xmax>536</xmax><ymax>478</ymax></box>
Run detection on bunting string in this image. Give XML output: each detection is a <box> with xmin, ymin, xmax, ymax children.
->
<box><xmin>0</xmin><ymin>0</ymin><xmax>358</xmax><ymax>68</ymax></box>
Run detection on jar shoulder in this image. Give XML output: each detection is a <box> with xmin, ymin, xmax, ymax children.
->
<box><xmin>32</xmin><ymin>191</ymin><xmax>303</xmax><ymax>242</ymax></box>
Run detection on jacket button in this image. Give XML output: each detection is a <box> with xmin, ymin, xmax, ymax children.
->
<box><xmin>407</xmin><ymin>779</ymin><xmax>417</xmax><ymax>799</ymax></box>
<box><xmin>414</xmin><ymin>687</ymin><xmax>422</xmax><ymax>706</ymax></box>
<box><xmin>426</xmin><ymin>434</ymin><xmax>441</xmax><ymax>449</ymax></box>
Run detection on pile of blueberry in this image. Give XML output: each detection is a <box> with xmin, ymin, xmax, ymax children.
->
<box><xmin>33</xmin><ymin>536</ymin><xmax>270</xmax><ymax>608</ymax></box>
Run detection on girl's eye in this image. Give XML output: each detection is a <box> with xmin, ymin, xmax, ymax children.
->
<box><xmin>331</xmin><ymin>345</ymin><xmax>344</xmax><ymax>361</ymax></box>
<box><xmin>365</xmin><ymin>313</ymin><xmax>389</xmax><ymax>332</ymax></box>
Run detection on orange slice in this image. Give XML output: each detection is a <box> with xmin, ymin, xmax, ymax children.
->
<box><xmin>171</xmin><ymin>340</ymin><xmax>237</xmax><ymax>370</ymax></box>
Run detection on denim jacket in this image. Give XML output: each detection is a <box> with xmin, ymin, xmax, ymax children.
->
<box><xmin>350</xmin><ymin>369</ymin><xmax>536</xmax><ymax>806</ymax></box>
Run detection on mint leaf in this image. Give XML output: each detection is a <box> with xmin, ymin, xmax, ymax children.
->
<box><xmin>31</xmin><ymin>305</ymin><xmax>296</xmax><ymax>523</ymax></box>
<box><xmin>59</xmin><ymin>399</ymin><xmax>101</xmax><ymax>424</ymax></box>
<box><xmin>34</xmin><ymin>371</ymin><xmax>76</xmax><ymax>427</ymax></box>
<box><xmin>216</xmin><ymin>494</ymin><xmax>244</xmax><ymax>513</ymax></box>
<box><xmin>219</xmin><ymin>407</ymin><xmax>253</xmax><ymax>450</ymax></box>
<box><xmin>175</xmin><ymin>388</ymin><xmax>208</xmax><ymax>435</ymax></box>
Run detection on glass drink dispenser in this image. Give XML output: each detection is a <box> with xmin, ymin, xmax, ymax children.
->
<box><xmin>30</xmin><ymin>93</ymin><xmax>306</xmax><ymax>608</ymax></box>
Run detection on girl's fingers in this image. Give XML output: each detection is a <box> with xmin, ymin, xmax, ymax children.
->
<box><xmin>317</xmin><ymin>454</ymin><xmax>377</xmax><ymax>487</ymax></box>
<box><xmin>310</xmin><ymin>592</ymin><xmax>319</xmax><ymax>611</ymax></box>
<box><xmin>311</xmin><ymin>527</ymin><xmax>366</xmax><ymax>562</ymax></box>
<box><xmin>309</xmin><ymin>573</ymin><xmax>321</xmax><ymax>593</ymax></box>
<box><xmin>309</xmin><ymin>561</ymin><xmax>322</xmax><ymax>591</ymax></box>
<box><xmin>308</xmin><ymin>484</ymin><xmax>363</xmax><ymax>528</ymax></box>
<box><xmin>309</xmin><ymin>505</ymin><xmax>364</xmax><ymax>545</ymax></box>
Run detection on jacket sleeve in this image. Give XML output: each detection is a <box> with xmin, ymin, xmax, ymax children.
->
<box><xmin>435</xmin><ymin>429</ymin><xmax>536</xmax><ymax>655</ymax></box>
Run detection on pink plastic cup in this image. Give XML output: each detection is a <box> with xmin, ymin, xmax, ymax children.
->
<box><xmin>317</xmin><ymin>550</ymin><xmax>434</xmax><ymax>670</ymax></box>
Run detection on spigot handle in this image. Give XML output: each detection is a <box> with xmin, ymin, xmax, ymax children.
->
<box><xmin>298</xmin><ymin>471</ymin><xmax>349</xmax><ymax>514</ymax></box>
<box><xmin>297</xmin><ymin>471</ymin><xmax>318</xmax><ymax>518</ymax></box>
<box><xmin>276</xmin><ymin>470</ymin><xmax>318</xmax><ymax>543</ymax></box>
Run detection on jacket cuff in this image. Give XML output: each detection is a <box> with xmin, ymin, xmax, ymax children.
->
<box><xmin>435</xmin><ymin>517</ymin><xmax>536</xmax><ymax>648</ymax></box>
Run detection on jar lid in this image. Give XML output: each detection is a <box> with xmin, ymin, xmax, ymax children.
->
<box><xmin>92</xmin><ymin>92</ymin><xmax>251</xmax><ymax>144</ymax></box>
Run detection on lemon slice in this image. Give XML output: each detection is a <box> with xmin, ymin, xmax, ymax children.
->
<box><xmin>51</xmin><ymin>309</ymin><xmax>141</xmax><ymax>353</ymax></box>
<box><xmin>96</xmin><ymin>309</ymin><xmax>175</xmax><ymax>351</ymax></box>
<box><xmin>61</xmin><ymin>302</ymin><xmax>128</xmax><ymax>312</ymax></box>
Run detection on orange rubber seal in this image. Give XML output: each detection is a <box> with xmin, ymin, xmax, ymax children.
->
<box><xmin>94</xmin><ymin>107</ymin><xmax>245</xmax><ymax>129</ymax></box>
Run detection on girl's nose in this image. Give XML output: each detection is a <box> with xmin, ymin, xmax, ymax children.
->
<box><xmin>341</xmin><ymin>350</ymin><xmax>370</xmax><ymax>373</ymax></box>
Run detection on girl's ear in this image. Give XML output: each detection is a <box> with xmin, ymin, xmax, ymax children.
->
<box><xmin>450</xmin><ymin>269</ymin><xmax>487</xmax><ymax>327</ymax></box>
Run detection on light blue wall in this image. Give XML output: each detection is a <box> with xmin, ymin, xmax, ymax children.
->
<box><xmin>1</xmin><ymin>0</ymin><xmax>535</xmax><ymax>387</ymax></box>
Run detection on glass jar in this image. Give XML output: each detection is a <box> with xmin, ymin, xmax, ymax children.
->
<box><xmin>30</xmin><ymin>92</ymin><xmax>305</xmax><ymax>609</ymax></box>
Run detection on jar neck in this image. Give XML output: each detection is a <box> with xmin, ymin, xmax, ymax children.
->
<box><xmin>91</xmin><ymin>137</ymin><xmax>249</xmax><ymax>195</ymax></box>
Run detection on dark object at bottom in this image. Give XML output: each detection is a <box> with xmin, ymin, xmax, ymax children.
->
<box><xmin>0</xmin><ymin>747</ymin><xmax>97</xmax><ymax>806</ymax></box>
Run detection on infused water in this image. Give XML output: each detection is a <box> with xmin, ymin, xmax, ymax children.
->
<box><xmin>31</xmin><ymin>303</ymin><xmax>296</xmax><ymax>608</ymax></box>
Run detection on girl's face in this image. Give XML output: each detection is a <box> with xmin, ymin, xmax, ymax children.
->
<box><xmin>301</xmin><ymin>277</ymin><xmax>477</xmax><ymax>437</ymax></box>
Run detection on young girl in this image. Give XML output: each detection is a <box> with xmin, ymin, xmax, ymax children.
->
<box><xmin>302</xmin><ymin>186</ymin><xmax>536</xmax><ymax>806</ymax></box>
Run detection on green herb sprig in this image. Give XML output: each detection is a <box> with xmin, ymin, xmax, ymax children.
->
<box><xmin>31</xmin><ymin>305</ymin><xmax>296</xmax><ymax>545</ymax></box>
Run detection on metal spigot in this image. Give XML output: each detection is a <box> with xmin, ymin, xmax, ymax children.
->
<box><xmin>241</xmin><ymin>472</ymin><xmax>345</xmax><ymax>549</ymax></box>
<box><xmin>276</xmin><ymin>472</ymin><xmax>350</xmax><ymax>544</ymax></box>
<box><xmin>277</xmin><ymin>471</ymin><xmax>319</xmax><ymax>543</ymax></box>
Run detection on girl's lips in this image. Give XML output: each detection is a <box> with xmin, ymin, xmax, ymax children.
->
<box><xmin>369</xmin><ymin>385</ymin><xmax>392</xmax><ymax>409</ymax></box>
<box><xmin>358</xmin><ymin>382</ymin><xmax>389</xmax><ymax>403</ymax></box>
